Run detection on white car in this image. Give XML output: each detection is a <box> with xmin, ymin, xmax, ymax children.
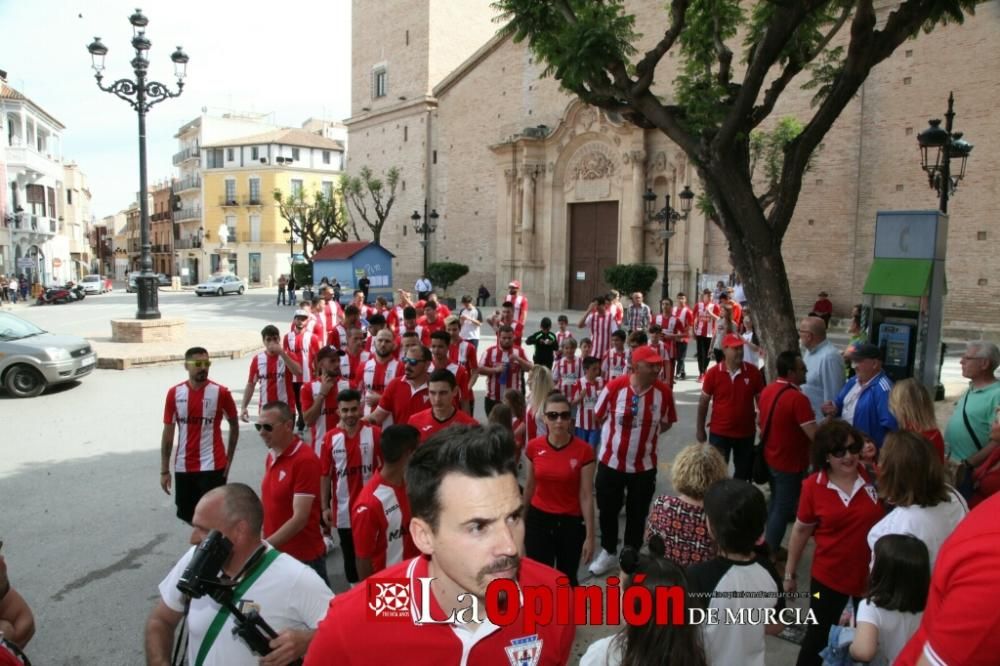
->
<box><xmin>195</xmin><ymin>274</ymin><xmax>245</xmax><ymax>296</ymax></box>
<box><xmin>79</xmin><ymin>274</ymin><xmax>110</xmax><ymax>295</ymax></box>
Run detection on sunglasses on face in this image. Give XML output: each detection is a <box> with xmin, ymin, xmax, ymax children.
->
<box><xmin>630</xmin><ymin>395</ymin><xmax>640</xmax><ymax>417</ymax></box>
<box><xmin>187</xmin><ymin>360</ymin><xmax>211</xmax><ymax>368</ymax></box>
<box><xmin>254</xmin><ymin>423</ymin><xmax>275</xmax><ymax>432</ymax></box>
<box><xmin>545</xmin><ymin>411</ymin><xmax>572</xmax><ymax>421</ymax></box>
<box><xmin>402</xmin><ymin>357</ymin><xmax>424</xmax><ymax>366</ymax></box>
<box><xmin>829</xmin><ymin>441</ymin><xmax>863</xmax><ymax>458</ymax></box>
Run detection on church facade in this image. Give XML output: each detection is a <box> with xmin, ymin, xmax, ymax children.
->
<box><xmin>347</xmin><ymin>0</ymin><xmax>1000</xmax><ymax>333</ymax></box>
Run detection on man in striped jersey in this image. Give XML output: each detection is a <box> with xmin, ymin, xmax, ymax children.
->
<box><xmin>429</xmin><ymin>331</ymin><xmax>473</xmax><ymax>414</ymax></box>
<box><xmin>160</xmin><ymin>347</ymin><xmax>240</xmax><ymax>524</ymax></box>
<box><xmin>317</xmin><ymin>286</ymin><xmax>341</xmax><ymax>346</ymax></box>
<box><xmin>320</xmin><ymin>389</ymin><xmax>382</xmax><ymax>585</ymax></box>
<box><xmin>301</xmin><ymin>346</ymin><xmax>354</xmax><ymax>454</ymax></box>
<box><xmin>479</xmin><ymin>326</ymin><xmax>533</xmax><ymax>417</ymax></box>
<box><xmin>356</xmin><ymin>329</ymin><xmax>400</xmax><ymax>416</ymax></box>
<box><xmin>601</xmin><ymin>329</ymin><xmax>629</xmax><ymax>381</ymax></box>
<box><xmin>588</xmin><ymin>346</ymin><xmax>677</xmax><ymax>575</ymax></box>
<box><xmin>285</xmin><ymin>310</ymin><xmax>323</xmax><ymax>432</ymax></box>
<box><xmin>503</xmin><ymin>279</ymin><xmax>528</xmax><ymax>330</ymax></box>
<box><xmin>578</xmin><ymin>295</ymin><xmax>619</xmax><ymax>359</ymax></box>
<box><xmin>240</xmin><ymin>325</ymin><xmax>302</xmax><ymax>423</ymax></box>
<box><xmin>352</xmin><ymin>424</ymin><xmax>420</xmax><ymax>580</ymax></box>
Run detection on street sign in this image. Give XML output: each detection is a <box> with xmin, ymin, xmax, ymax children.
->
<box><xmin>16</xmin><ymin>258</ymin><xmax>33</xmax><ymax>269</ymax></box>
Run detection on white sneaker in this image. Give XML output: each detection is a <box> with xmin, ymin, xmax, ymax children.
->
<box><xmin>324</xmin><ymin>535</ymin><xmax>337</xmax><ymax>554</ymax></box>
<box><xmin>588</xmin><ymin>549</ymin><xmax>618</xmax><ymax>576</ymax></box>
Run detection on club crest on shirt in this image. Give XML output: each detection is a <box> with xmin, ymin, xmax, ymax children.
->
<box><xmin>506</xmin><ymin>634</ymin><xmax>543</xmax><ymax>666</ymax></box>
<box><xmin>278</xmin><ymin>470</ymin><xmax>287</xmax><ymax>482</ymax></box>
<box><xmin>570</xmin><ymin>459</ymin><xmax>578</xmax><ymax>470</ymax></box>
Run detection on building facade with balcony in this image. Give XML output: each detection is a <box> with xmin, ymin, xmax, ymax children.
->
<box><xmin>151</xmin><ymin>180</ymin><xmax>174</xmax><ymax>275</ymax></box>
<box><xmin>200</xmin><ymin>127</ymin><xmax>345</xmax><ymax>285</ymax></box>
<box><xmin>2</xmin><ymin>71</ymin><xmax>65</xmax><ymax>286</ymax></box>
<box><xmin>62</xmin><ymin>162</ymin><xmax>93</xmax><ymax>281</ymax></box>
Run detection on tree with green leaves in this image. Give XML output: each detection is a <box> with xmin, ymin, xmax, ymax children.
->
<box><xmin>427</xmin><ymin>262</ymin><xmax>470</xmax><ymax>296</ymax></box>
<box><xmin>273</xmin><ymin>188</ymin><xmax>348</xmax><ymax>262</ymax></box>
<box><xmin>339</xmin><ymin>166</ymin><xmax>401</xmax><ymax>247</ymax></box>
<box><xmin>494</xmin><ymin>0</ymin><xmax>977</xmax><ymax>363</ymax></box>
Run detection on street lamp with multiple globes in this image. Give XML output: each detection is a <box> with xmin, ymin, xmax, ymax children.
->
<box><xmin>410</xmin><ymin>203</ymin><xmax>439</xmax><ymax>277</ymax></box>
<box><xmin>87</xmin><ymin>9</ymin><xmax>188</xmax><ymax>320</ymax></box>
<box><xmin>917</xmin><ymin>92</ymin><xmax>974</xmax><ymax>215</ymax></box>
<box><xmin>643</xmin><ymin>185</ymin><xmax>694</xmax><ymax>300</ymax></box>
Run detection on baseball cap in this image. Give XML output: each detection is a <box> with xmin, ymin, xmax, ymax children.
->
<box><xmin>722</xmin><ymin>333</ymin><xmax>745</xmax><ymax>348</ymax></box>
<box><xmin>631</xmin><ymin>346</ymin><xmax>664</xmax><ymax>365</ymax></box>
<box><xmin>509</xmin><ymin>280</ymin><xmax>521</xmax><ymax>289</ymax></box>
<box><xmin>293</xmin><ymin>309</ymin><xmax>310</xmax><ymax>318</ymax></box>
<box><xmin>848</xmin><ymin>343</ymin><xmax>882</xmax><ymax>361</ymax></box>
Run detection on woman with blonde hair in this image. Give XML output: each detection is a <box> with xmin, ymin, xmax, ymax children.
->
<box><xmin>644</xmin><ymin>443</ymin><xmax>728</xmax><ymax>566</ymax></box>
<box><xmin>888</xmin><ymin>378</ymin><xmax>944</xmax><ymax>461</ymax></box>
<box><xmin>524</xmin><ymin>365</ymin><xmax>555</xmax><ymax>442</ymax></box>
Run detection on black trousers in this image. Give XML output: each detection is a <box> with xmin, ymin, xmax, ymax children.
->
<box><xmin>524</xmin><ymin>506</ymin><xmax>586</xmax><ymax>586</ymax></box>
<box><xmin>174</xmin><ymin>470</ymin><xmax>227</xmax><ymax>524</ymax></box>
<box><xmin>595</xmin><ymin>464</ymin><xmax>657</xmax><ymax>554</ymax></box>
<box><xmin>695</xmin><ymin>336</ymin><xmax>713</xmax><ymax>375</ymax></box>
<box><xmin>338</xmin><ymin>527</ymin><xmax>359</xmax><ymax>584</ymax></box>
<box><xmin>485</xmin><ymin>397</ymin><xmax>500</xmax><ymax>419</ymax></box>
<box><xmin>796</xmin><ymin>577</ymin><xmax>859</xmax><ymax>666</ymax></box>
<box><xmin>674</xmin><ymin>341</ymin><xmax>689</xmax><ymax>377</ymax></box>
<box><xmin>709</xmin><ymin>432</ymin><xmax>756</xmax><ymax>482</ymax></box>
<box><xmin>292</xmin><ymin>382</ymin><xmax>305</xmax><ymax>430</ymax></box>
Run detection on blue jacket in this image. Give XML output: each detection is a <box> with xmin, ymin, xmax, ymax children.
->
<box><xmin>835</xmin><ymin>371</ymin><xmax>898</xmax><ymax>448</ymax></box>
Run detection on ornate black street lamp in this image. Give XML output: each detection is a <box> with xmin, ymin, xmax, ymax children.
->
<box><xmin>283</xmin><ymin>226</ymin><xmax>294</xmax><ymax>263</ymax></box>
<box><xmin>644</xmin><ymin>185</ymin><xmax>694</xmax><ymax>300</ymax></box>
<box><xmin>87</xmin><ymin>10</ymin><xmax>188</xmax><ymax>320</ymax></box>
<box><xmin>917</xmin><ymin>92</ymin><xmax>973</xmax><ymax>215</ymax></box>
<box><xmin>410</xmin><ymin>203</ymin><xmax>439</xmax><ymax>276</ymax></box>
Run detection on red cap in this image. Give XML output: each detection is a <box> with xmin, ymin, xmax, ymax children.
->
<box><xmin>631</xmin><ymin>346</ymin><xmax>664</xmax><ymax>366</ymax></box>
<box><xmin>722</xmin><ymin>333</ymin><xmax>745</xmax><ymax>348</ymax></box>
<box><xmin>509</xmin><ymin>280</ymin><xmax>521</xmax><ymax>289</ymax></box>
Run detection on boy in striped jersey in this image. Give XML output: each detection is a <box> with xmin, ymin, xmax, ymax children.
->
<box><xmin>572</xmin><ymin>356</ymin><xmax>604</xmax><ymax>447</ymax></box>
<box><xmin>240</xmin><ymin>325</ymin><xmax>302</xmax><ymax>422</ymax></box>
<box><xmin>552</xmin><ymin>337</ymin><xmax>581</xmax><ymax>396</ymax></box>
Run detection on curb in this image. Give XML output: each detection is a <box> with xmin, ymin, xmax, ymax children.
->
<box><xmin>94</xmin><ymin>343</ymin><xmax>260</xmax><ymax>370</ymax></box>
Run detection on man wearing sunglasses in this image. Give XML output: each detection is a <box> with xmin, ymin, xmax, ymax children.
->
<box><xmin>367</xmin><ymin>345</ymin><xmax>432</xmax><ymax>427</ymax></box>
<box><xmin>259</xmin><ymin>401</ymin><xmax>328</xmax><ymax>584</ymax></box>
<box><xmin>161</xmin><ymin>347</ymin><xmax>240</xmax><ymax>524</ymax></box>
<box><xmin>822</xmin><ymin>343</ymin><xmax>898</xmax><ymax>450</ymax></box>
<box><xmin>408</xmin><ymin>368</ymin><xmax>479</xmax><ymax>443</ymax></box>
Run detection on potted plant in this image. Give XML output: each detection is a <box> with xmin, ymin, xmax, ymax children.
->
<box><xmin>426</xmin><ymin>262</ymin><xmax>469</xmax><ymax>310</ymax></box>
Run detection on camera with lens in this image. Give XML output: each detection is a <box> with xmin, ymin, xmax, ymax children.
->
<box><xmin>177</xmin><ymin>529</ymin><xmax>233</xmax><ymax>600</ymax></box>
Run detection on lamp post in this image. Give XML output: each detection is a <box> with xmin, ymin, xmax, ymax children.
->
<box><xmin>643</xmin><ymin>185</ymin><xmax>694</xmax><ymax>300</ymax></box>
<box><xmin>87</xmin><ymin>10</ymin><xmax>188</xmax><ymax>320</ymax></box>
<box><xmin>410</xmin><ymin>202</ymin><xmax>439</xmax><ymax>277</ymax></box>
<box><xmin>283</xmin><ymin>226</ymin><xmax>294</xmax><ymax>264</ymax></box>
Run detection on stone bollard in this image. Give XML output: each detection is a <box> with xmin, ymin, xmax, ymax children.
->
<box><xmin>171</xmin><ymin>276</ymin><xmax>182</xmax><ymax>291</ymax></box>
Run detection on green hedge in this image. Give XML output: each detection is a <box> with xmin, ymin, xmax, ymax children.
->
<box><xmin>292</xmin><ymin>262</ymin><xmax>313</xmax><ymax>287</ymax></box>
<box><xmin>427</xmin><ymin>262</ymin><xmax>469</xmax><ymax>295</ymax></box>
<box><xmin>604</xmin><ymin>264</ymin><xmax>658</xmax><ymax>296</ymax></box>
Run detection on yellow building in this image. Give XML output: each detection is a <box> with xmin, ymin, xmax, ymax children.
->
<box><xmin>200</xmin><ymin>128</ymin><xmax>345</xmax><ymax>285</ymax></box>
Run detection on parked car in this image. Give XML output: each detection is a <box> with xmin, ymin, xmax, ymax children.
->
<box><xmin>0</xmin><ymin>311</ymin><xmax>97</xmax><ymax>398</ymax></box>
<box><xmin>126</xmin><ymin>273</ymin><xmax>170</xmax><ymax>293</ymax></box>
<box><xmin>195</xmin><ymin>274</ymin><xmax>245</xmax><ymax>296</ymax></box>
<box><xmin>80</xmin><ymin>274</ymin><xmax>111</xmax><ymax>295</ymax></box>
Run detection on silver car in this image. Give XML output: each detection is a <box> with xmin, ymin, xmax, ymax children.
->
<box><xmin>80</xmin><ymin>274</ymin><xmax>108</xmax><ymax>295</ymax></box>
<box><xmin>195</xmin><ymin>274</ymin><xmax>245</xmax><ymax>296</ymax></box>
<box><xmin>0</xmin><ymin>311</ymin><xmax>97</xmax><ymax>398</ymax></box>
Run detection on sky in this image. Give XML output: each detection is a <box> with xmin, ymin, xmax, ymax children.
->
<box><xmin>0</xmin><ymin>0</ymin><xmax>352</xmax><ymax>219</ymax></box>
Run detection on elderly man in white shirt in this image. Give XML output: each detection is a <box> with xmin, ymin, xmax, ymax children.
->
<box><xmin>798</xmin><ymin>316</ymin><xmax>845</xmax><ymax>420</ymax></box>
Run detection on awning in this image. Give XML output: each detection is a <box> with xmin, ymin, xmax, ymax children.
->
<box><xmin>862</xmin><ymin>258</ymin><xmax>932</xmax><ymax>297</ymax></box>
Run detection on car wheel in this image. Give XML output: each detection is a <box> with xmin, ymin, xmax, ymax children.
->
<box><xmin>4</xmin><ymin>365</ymin><xmax>46</xmax><ymax>398</ymax></box>
<box><xmin>237</xmin><ymin>286</ymin><xmax>245</xmax><ymax>295</ymax></box>
<box><xmin>217</xmin><ymin>288</ymin><xmax>224</xmax><ymax>296</ymax></box>
<box><xmin>196</xmin><ymin>292</ymin><xmax>203</xmax><ymax>297</ymax></box>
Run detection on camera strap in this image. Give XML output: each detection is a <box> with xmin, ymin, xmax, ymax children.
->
<box><xmin>194</xmin><ymin>547</ymin><xmax>281</xmax><ymax>666</ymax></box>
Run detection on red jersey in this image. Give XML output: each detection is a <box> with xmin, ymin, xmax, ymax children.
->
<box><xmin>759</xmin><ymin>380</ymin><xmax>816</xmax><ymax>473</ymax></box>
<box><xmin>595</xmin><ymin>376</ymin><xmax>677</xmax><ymax>473</ymax></box>
<box><xmin>573</xmin><ymin>376</ymin><xmax>604</xmax><ymax>430</ymax></box>
<box><xmin>247</xmin><ymin>352</ymin><xmax>295</xmax><ymax>413</ymax></box>
<box><xmin>283</xmin><ymin>330</ymin><xmax>322</xmax><ymax>383</ymax></box>
<box><xmin>702</xmin><ymin>361</ymin><xmax>765</xmax><ymax>438</ymax></box>
<box><xmin>526</xmin><ymin>435</ymin><xmax>595</xmax><ymax>516</ymax></box>
<box><xmin>352</xmin><ymin>470</ymin><xmax>417</xmax><ymax>575</ymax></box>
<box><xmin>163</xmin><ymin>380</ymin><xmax>237</xmax><ymax>473</ymax></box>
<box><xmin>479</xmin><ymin>344</ymin><xmax>529</xmax><ymax>401</ymax></box>
<box><xmin>584</xmin><ymin>311</ymin><xmax>619</xmax><ymax>359</ymax></box>
<box><xmin>303</xmin><ymin>556</ymin><xmax>576</xmax><ymax>666</ymax></box>
<box><xmin>693</xmin><ymin>301</ymin><xmax>720</xmax><ymax>338</ymax></box>
<box><xmin>408</xmin><ymin>407</ymin><xmax>480</xmax><ymax>443</ymax></box>
<box><xmin>377</xmin><ymin>376</ymin><xmax>430</xmax><ymax>426</ymax></box>
<box><xmin>601</xmin><ymin>348</ymin><xmax>628</xmax><ymax>381</ymax></box>
<box><xmin>416</xmin><ymin>315</ymin><xmax>446</xmax><ymax>337</ymax></box>
<box><xmin>397</xmin><ymin>324</ymin><xmax>431</xmax><ymax>350</ymax></box>
<box><xmin>552</xmin><ymin>356</ymin><xmax>583</xmax><ymax>396</ymax></box>
<box><xmin>670</xmin><ymin>305</ymin><xmax>695</xmax><ymax>342</ymax></box>
<box><xmin>300</xmin><ymin>378</ymin><xmax>352</xmax><ymax>453</ymax></box>
<box><xmin>504</xmin><ymin>293</ymin><xmax>529</xmax><ymax>326</ymax></box>
<box><xmin>356</xmin><ymin>356</ymin><xmax>402</xmax><ymax>416</ymax></box>
<box><xmin>386</xmin><ymin>305</ymin><xmax>405</xmax><ymax>333</ymax></box>
<box><xmin>318</xmin><ymin>301</ymin><xmax>340</xmax><ymax>341</ymax></box>
<box><xmin>261</xmin><ymin>438</ymin><xmax>325</xmax><ymax>562</ymax></box>
<box><xmin>525</xmin><ymin>407</ymin><xmax>546</xmax><ymax>442</ymax></box>
<box><xmin>448</xmin><ymin>340</ymin><xmax>479</xmax><ymax>373</ymax></box>
<box><xmin>320</xmin><ymin>424</ymin><xmax>382</xmax><ymax>530</ymax></box>
<box><xmin>654</xmin><ymin>312</ymin><xmax>687</xmax><ymax>358</ymax></box>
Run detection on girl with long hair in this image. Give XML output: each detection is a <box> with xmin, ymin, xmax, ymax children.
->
<box><xmin>888</xmin><ymin>379</ymin><xmax>945</xmax><ymax>461</ymax></box>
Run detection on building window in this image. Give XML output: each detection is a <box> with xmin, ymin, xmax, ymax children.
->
<box><xmin>226</xmin><ymin>148</ymin><xmax>234</xmax><ymax>161</ymax></box>
<box><xmin>251</xmin><ymin>146</ymin><xmax>259</xmax><ymax>160</ymax></box>
<box><xmin>249</xmin><ymin>177</ymin><xmax>261</xmax><ymax>204</ymax></box>
<box><xmin>225</xmin><ymin>179</ymin><xmax>237</xmax><ymax>203</ymax></box>
<box><xmin>207</xmin><ymin>148</ymin><xmax>224</xmax><ymax>168</ymax></box>
<box><xmin>249</xmin><ymin>214</ymin><xmax>261</xmax><ymax>243</ymax></box>
<box><xmin>323</xmin><ymin>150</ymin><xmax>331</xmax><ymax>164</ymax></box>
<box><xmin>373</xmin><ymin>67</ymin><xmax>387</xmax><ymax>98</ymax></box>
<box><xmin>404</xmin><ymin>126</ymin><xmax>408</xmax><ymax>142</ymax></box>
<box><xmin>291</xmin><ymin>147</ymin><xmax>300</xmax><ymax>161</ymax></box>
<box><xmin>291</xmin><ymin>179</ymin><xmax>303</xmax><ymax>198</ymax></box>
<box><xmin>322</xmin><ymin>181</ymin><xmax>334</xmax><ymax>200</ymax></box>
<box><xmin>67</xmin><ymin>189</ymin><xmax>73</xmax><ymax>205</ymax></box>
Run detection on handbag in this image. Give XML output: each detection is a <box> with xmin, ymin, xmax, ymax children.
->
<box><xmin>752</xmin><ymin>384</ymin><xmax>795</xmax><ymax>485</ymax></box>
<box><xmin>952</xmin><ymin>393</ymin><xmax>985</xmax><ymax>499</ymax></box>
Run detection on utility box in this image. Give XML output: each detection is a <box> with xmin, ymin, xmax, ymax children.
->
<box><xmin>861</xmin><ymin>210</ymin><xmax>947</xmax><ymax>396</ymax></box>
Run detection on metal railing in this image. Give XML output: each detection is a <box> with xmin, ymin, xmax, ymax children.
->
<box><xmin>174</xmin><ymin>237</ymin><xmax>203</xmax><ymax>250</ymax></box>
<box><xmin>219</xmin><ymin>196</ymin><xmax>240</xmax><ymax>206</ymax></box>
<box><xmin>8</xmin><ymin>214</ymin><xmax>57</xmax><ymax>234</ymax></box>
<box><xmin>174</xmin><ymin>175</ymin><xmax>202</xmax><ymax>191</ymax></box>
<box><xmin>172</xmin><ymin>145</ymin><xmax>200</xmax><ymax>165</ymax></box>
<box><xmin>243</xmin><ymin>195</ymin><xmax>264</xmax><ymax>205</ymax></box>
<box><xmin>174</xmin><ymin>206</ymin><xmax>202</xmax><ymax>222</ymax></box>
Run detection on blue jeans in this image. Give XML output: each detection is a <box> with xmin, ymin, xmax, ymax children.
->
<box><xmin>708</xmin><ymin>432</ymin><xmax>755</xmax><ymax>481</ymax></box>
<box><xmin>765</xmin><ymin>467</ymin><xmax>805</xmax><ymax>550</ymax></box>
<box><xmin>575</xmin><ymin>427</ymin><xmax>600</xmax><ymax>448</ymax></box>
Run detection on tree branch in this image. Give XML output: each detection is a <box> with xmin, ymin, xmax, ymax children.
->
<box><xmin>631</xmin><ymin>0</ymin><xmax>689</xmax><ymax>96</ymax></box>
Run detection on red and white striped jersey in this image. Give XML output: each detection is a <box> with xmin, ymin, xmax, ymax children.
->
<box><xmin>340</xmin><ymin>351</ymin><xmax>364</xmax><ymax>382</ymax></box>
<box><xmin>585</xmin><ymin>311</ymin><xmax>619</xmax><ymax>359</ymax></box>
<box><xmin>504</xmin><ymin>293</ymin><xmax>529</xmax><ymax>326</ymax></box>
<box><xmin>555</xmin><ymin>329</ymin><xmax>575</xmax><ymax>360</ymax></box>
<box><xmin>247</xmin><ymin>352</ymin><xmax>295</xmax><ymax>413</ymax></box>
<box><xmin>648</xmin><ymin>341</ymin><xmax>672</xmax><ymax>381</ymax></box>
<box><xmin>291</xmin><ymin>314</ymin><xmax>324</xmax><ymax>350</ymax></box>
<box><xmin>356</xmin><ymin>357</ymin><xmax>402</xmax><ymax>416</ymax></box>
<box><xmin>553</xmin><ymin>356</ymin><xmax>583</xmax><ymax>396</ymax></box>
<box><xmin>318</xmin><ymin>301</ymin><xmax>340</xmax><ymax>340</ymax></box>
<box><xmin>351</xmin><ymin>470</ymin><xmax>416</xmax><ymax>575</ymax></box>
<box><xmin>594</xmin><ymin>376</ymin><xmax>677</xmax><ymax>473</ymax></box>
<box><xmin>320</xmin><ymin>425</ymin><xmax>382</xmax><ymax>530</ymax></box>
<box><xmin>653</xmin><ymin>313</ymin><xmax>686</xmax><ymax>358</ymax></box>
<box><xmin>693</xmin><ymin>301</ymin><xmax>720</xmax><ymax>338</ymax></box>
<box><xmin>163</xmin><ymin>380</ymin><xmax>237</xmax><ymax>473</ymax></box>
<box><xmin>573</xmin><ymin>376</ymin><xmax>604</xmax><ymax>430</ymax></box>
<box><xmin>300</xmin><ymin>378</ymin><xmax>352</xmax><ymax>453</ymax></box>
<box><xmin>479</xmin><ymin>344</ymin><xmax>529</xmax><ymax>400</ymax></box>
<box><xmin>670</xmin><ymin>306</ymin><xmax>695</xmax><ymax>342</ymax></box>
<box><xmin>283</xmin><ymin>330</ymin><xmax>322</xmax><ymax>383</ymax></box>
<box><xmin>449</xmin><ymin>340</ymin><xmax>479</xmax><ymax>373</ymax></box>
<box><xmin>396</xmin><ymin>325</ymin><xmax>430</xmax><ymax>354</ymax></box>
<box><xmin>602</xmin><ymin>348</ymin><xmax>628</xmax><ymax>381</ymax></box>
<box><xmin>432</xmin><ymin>360</ymin><xmax>473</xmax><ymax>405</ymax></box>
<box><xmin>386</xmin><ymin>305</ymin><xmax>405</xmax><ymax>333</ymax></box>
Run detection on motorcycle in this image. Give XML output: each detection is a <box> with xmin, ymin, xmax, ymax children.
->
<box><xmin>36</xmin><ymin>283</ymin><xmax>86</xmax><ymax>305</ymax></box>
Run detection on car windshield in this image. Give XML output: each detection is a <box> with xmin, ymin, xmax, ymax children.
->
<box><xmin>208</xmin><ymin>277</ymin><xmax>225</xmax><ymax>283</ymax></box>
<box><xmin>0</xmin><ymin>312</ymin><xmax>46</xmax><ymax>340</ymax></box>
<box><xmin>82</xmin><ymin>276</ymin><xmax>100</xmax><ymax>282</ymax></box>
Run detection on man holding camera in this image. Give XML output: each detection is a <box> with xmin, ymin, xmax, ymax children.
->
<box><xmin>144</xmin><ymin>483</ymin><xmax>332</xmax><ymax>666</ymax></box>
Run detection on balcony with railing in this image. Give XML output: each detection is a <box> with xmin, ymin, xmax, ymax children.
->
<box><xmin>243</xmin><ymin>194</ymin><xmax>264</xmax><ymax>206</ymax></box>
<box><xmin>219</xmin><ymin>195</ymin><xmax>240</xmax><ymax>207</ymax></box>
<box><xmin>174</xmin><ymin>237</ymin><xmax>203</xmax><ymax>250</ymax></box>
<box><xmin>174</xmin><ymin>175</ymin><xmax>202</xmax><ymax>192</ymax></box>
<box><xmin>174</xmin><ymin>206</ymin><xmax>202</xmax><ymax>222</ymax></box>
<box><xmin>8</xmin><ymin>214</ymin><xmax>57</xmax><ymax>235</ymax></box>
<box><xmin>172</xmin><ymin>145</ymin><xmax>200</xmax><ymax>165</ymax></box>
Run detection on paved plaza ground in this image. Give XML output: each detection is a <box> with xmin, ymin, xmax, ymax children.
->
<box><xmin>0</xmin><ymin>288</ymin><xmax>973</xmax><ymax>664</ymax></box>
